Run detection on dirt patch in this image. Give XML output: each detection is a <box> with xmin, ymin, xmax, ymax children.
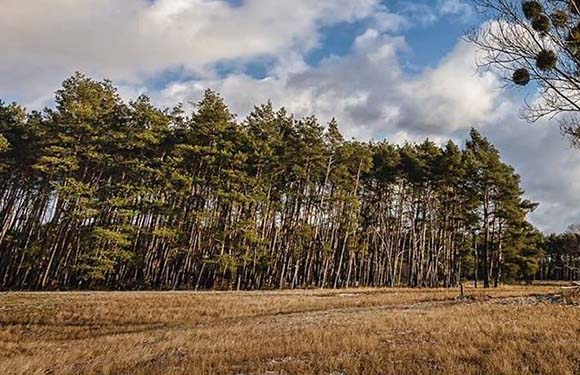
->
<box><xmin>474</xmin><ymin>292</ymin><xmax>580</xmax><ymax>306</ymax></box>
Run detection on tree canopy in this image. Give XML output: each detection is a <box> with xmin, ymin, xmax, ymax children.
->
<box><xmin>0</xmin><ymin>74</ymin><xmax>543</xmax><ymax>290</ymax></box>
<box><xmin>539</xmin><ymin>224</ymin><xmax>580</xmax><ymax>281</ymax></box>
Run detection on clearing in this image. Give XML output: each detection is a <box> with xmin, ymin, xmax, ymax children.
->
<box><xmin>0</xmin><ymin>285</ymin><xmax>579</xmax><ymax>374</ymax></box>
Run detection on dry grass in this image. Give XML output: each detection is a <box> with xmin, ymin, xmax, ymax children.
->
<box><xmin>0</xmin><ymin>285</ymin><xmax>579</xmax><ymax>375</ymax></box>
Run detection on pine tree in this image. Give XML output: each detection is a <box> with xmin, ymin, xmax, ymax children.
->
<box><xmin>0</xmin><ymin>75</ymin><xmax>543</xmax><ymax>290</ymax></box>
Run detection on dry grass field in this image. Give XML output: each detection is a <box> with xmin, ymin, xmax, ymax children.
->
<box><xmin>0</xmin><ymin>285</ymin><xmax>579</xmax><ymax>375</ymax></box>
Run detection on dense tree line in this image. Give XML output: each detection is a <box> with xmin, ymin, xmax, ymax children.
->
<box><xmin>0</xmin><ymin>74</ymin><xmax>542</xmax><ymax>290</ymax></box>
<box><xmin>538</xmin><ymin>225</ymin><xmax>580</xmax><ymax>281</ymax></box>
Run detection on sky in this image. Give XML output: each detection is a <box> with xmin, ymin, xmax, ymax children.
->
<box><xmin>1</xmin><ymin>0</ymin><xmax>579</xmax><ymax>233</ymax></box>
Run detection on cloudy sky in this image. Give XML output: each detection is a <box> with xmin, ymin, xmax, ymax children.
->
<box><xmin>1</xmin><ymin>0</ymin><xmax>579</xmax><ymax>232</ymax></box>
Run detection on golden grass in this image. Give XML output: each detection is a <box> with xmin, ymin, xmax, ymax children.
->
<box><xmin>0</xmin><ymin>285</ymin><xmax>579</xmax><ymax>375</ymax></box>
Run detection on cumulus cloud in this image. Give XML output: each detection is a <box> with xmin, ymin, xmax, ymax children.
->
<box><xmin>153</xmin><ymin>30</ymin><xmax>499</xmax><ymax>138</ymax></box>
<box><xmin>0</xmin><ymin>0</ymin><xmax>380</xmax><ymax>104</ymax></box>
<box><xmin>481</xmin><ymin>112</ymin><xmax>580</xmax><ymax>233</ymax></box>
<box><xmin>400</xmin><ymin>41</ymin><xmax>500</xmax><ymax>132</ymax></box>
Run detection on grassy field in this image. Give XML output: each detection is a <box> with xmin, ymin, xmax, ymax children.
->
<box><xmin>0</xmin><ymin>285</ymin><xmax>579</xmax><ymax>375</ymax></box>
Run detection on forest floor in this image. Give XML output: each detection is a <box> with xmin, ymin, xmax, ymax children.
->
<box><xmin>0</xmin><ymin>285</ymin><xmax>579</xmax><ymax>375</ymax></box>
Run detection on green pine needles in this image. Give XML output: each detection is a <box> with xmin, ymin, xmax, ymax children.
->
<box><xmin>0</xmin><ymin>74</ymin><xmax>543</xmax><ymax>290</ymax></box>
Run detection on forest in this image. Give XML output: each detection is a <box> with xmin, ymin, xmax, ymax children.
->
<box><xmin>0</xmin><ymin>73</ymin><xmax>576</xmax><ymax>290</ymax></box>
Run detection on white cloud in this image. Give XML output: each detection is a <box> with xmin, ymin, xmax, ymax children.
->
<box><xmin>401</xmin><ymin>41</ymin><xmax>500</xmax><ymax>132</ymax></box>
<box><xmin>153</xmin><ymin>32</ymin><xmax>498</xmax><ymax>138</ymax></box>
<box><xmin>395</xmin><ymin>0</ymin><xmax>473</xmax><ymax>27</ymax></box>
<box><xmin>398</xmin><ymin>3</ymin><xmax>439</xmax><ymax>27</ymax></box>
<box><xmin>0</xmin><ymin>0</ymin><xmax>380</xmax><ymax>105</ymax></box>
<box><xmin>481</xmin><ymin>113</ymin><xmax>580</xmax><ymax>233</ymax></box>
<box><xmin>372</xmin><ymin>10</ymin><xmax>409</xmax><ymax>33</ymax></box>
<box><xmin>438</xmin><ymin>0</ymin><xmax>473</xmax><ymax>20</ymax></box>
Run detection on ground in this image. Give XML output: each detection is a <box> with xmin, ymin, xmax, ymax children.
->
<box><xmin>0</xmin><ymin>285</ymin><xmax>579</xmax><ymax>375</ymax></box>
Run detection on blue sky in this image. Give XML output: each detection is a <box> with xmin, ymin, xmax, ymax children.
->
<box><xmin>310</xmin><ymin>1</ymin><xmax>474</xmax><ymax>69</ymax></box>
<box><xmin>131</xmin><ymin>0</ymin><xmax>478</xmax><ymax>95</ymax></box>
<box><xmin>1</xmin><ymin>0</ymin><xmax>580</xmax><ymax>233</ymax></box>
